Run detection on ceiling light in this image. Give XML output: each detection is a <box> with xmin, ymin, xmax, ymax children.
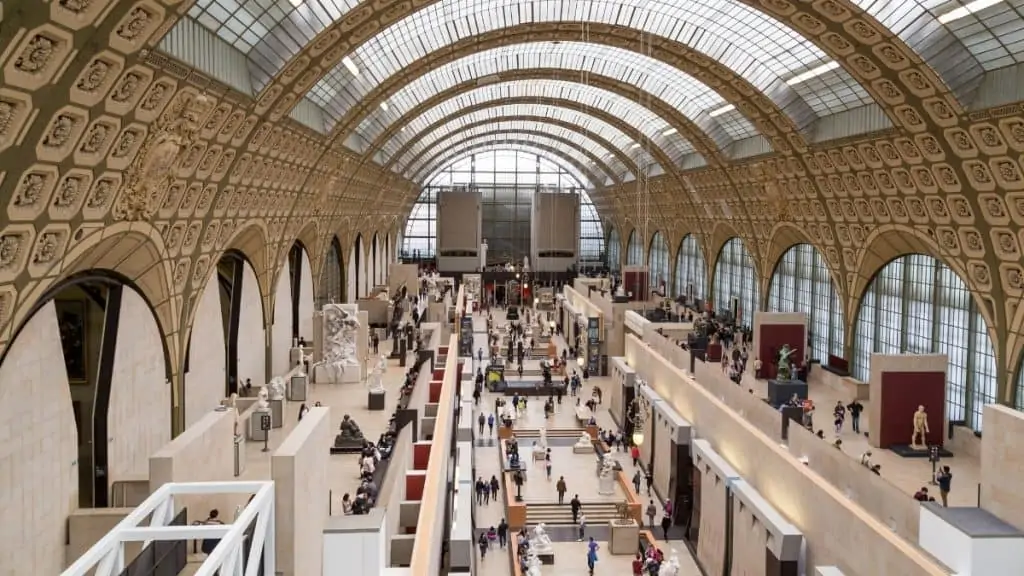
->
<box><xmin>938</xmin><ymin>0</ymin><xmax>1003</xmax><ymax>23</ymax></box>
<box><xmin>289</xmin><ymin>0</ymin><xmax>304</xmax><ymax>6</ymax></box>
<box><xmin>380</xmin><ymin>101</ymin><xmax>389</xmax><ymax>112</ymax></box>
<box><xmin>786</xmin><ymin>61</ymin><xmax>840</xmax><ymax>86</ymax></box>
<box><xmin>662</xmin><ymin>128</ymin><xmax>677</xmax><ymax>136</ymax></box>
<box><xmin>709</xmin><ymin>104</ymin><xmax>735</xmax><ymax>118</ymax></box>
<box><xmin>631</xmin><ymin>143</ymin><xmax>641</xmax><ymax>150</ymax></box>
<box><xmin>342</xmin><ymin>56</ymin><xmax>359</xmax><ymax>76</ymax></box>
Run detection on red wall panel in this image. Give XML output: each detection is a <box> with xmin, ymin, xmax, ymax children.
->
<box><xmin>758</xmin><ymin>324</ymin><xmax>806</xmax><ymax>380</ymax></box>
<box><xmin>406</xmin><ymin>472</ymin><xmax>426</xmax><ymax>500</ymax></box>
<box><xmin>623</xmin><ymin>271</ymin><xmax>649</xmax><ymax>301</ymax></box>
<box><xmin>879</xmin><ymin>371</ymin><xmax>945</xmax><ymax>448</ymax></box>
<box><xmin>429</xmin><ymin>380</ymin><xmax>443</xmax><ymax>403</ymax></box>
<box><xmin>412</xmin><ymin>442</ymin><xmax>431</xmax><ymax>470</ymax></box>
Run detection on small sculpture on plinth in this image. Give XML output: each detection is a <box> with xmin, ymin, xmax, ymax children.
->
<box><xmin>530</xmin><ymin>523</ymin><xmax>554</xmax><ymax>554</ymax></box>
<box><xmin>267</xmin><ymin>377</ymin><xmax>285</xmax><ymax>401</ymax></box>
<box><xmin>598</xmin><ymin>455</ymin><xmax>617</xmax><ymax>495</ymax></box>
<box><xmin>229</xmin><ymin>392</ymin><xmax>240</xmax><ymax>437</ymax></box>
<box><xmin>661</xmin><ymin>550</ymin><xmax>681</xmax><ymax>576</ymax></box>
<box><xmin>524</xmin><ymin>549</ymin><xmax>542</xmax><ymax>576</ymax></box>
<box><xmin>911</xmin><ymin>405</ymin><xmax>930</xmax><ymax>449</ymax></box>
<box><xmin>369</xmin><ymin>354</ymin><xmax>387</xmax><ymax>393</ymax></box>
<box><xmin>574</xmin><ymin>431</ymin><xmax>594</xmax><ymax>453</ymax></box>
<box><xmin>334</xmin><ymin>414</ymin><xmax>366</xmax><ymax>451</ymax></box>
<box><xmin>255</xmin><ymin>386</ymin><xmax>270</xmax><ymax>412</ymax></box>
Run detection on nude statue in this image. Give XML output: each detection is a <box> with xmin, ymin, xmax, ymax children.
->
<box><xmin>911</xmin><ymin>405</ymin><xmax>930</xmax><ymax>448</ymax></box>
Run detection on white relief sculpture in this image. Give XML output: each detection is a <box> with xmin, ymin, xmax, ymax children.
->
<box><xmin>368</xmin><ymin>354</ymin><xmax>387</xmax><ymax>393</ymax></box>
<box><xmin>314</xmin><ymin>303</ymin><xmax>361</xmax><ymax>382</ymax></box>
<box><xmin>267</xmin><ymin>377</ymin><xmax>285</xmax><ymax>401</ymax></box>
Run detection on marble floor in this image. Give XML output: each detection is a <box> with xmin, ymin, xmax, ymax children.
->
<box><xmin>734</xmin><ymin>363</ymin><xmax>980</xmax><ymax>506</ymax></box>
<box><xmin>236</xmin><ymin>336</ymin><xmax>411</xmax><ymax>515</ymax></box>
<box><xmin>530</xmin><ymin>541</ymin><xmax>702</xmax><ymax>576</ymax></box>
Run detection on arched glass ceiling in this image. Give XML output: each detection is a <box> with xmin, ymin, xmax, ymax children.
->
<box><xmin>391</xmin><ymin>104</ymin><xmax>654</xmax><ymax>172</ymax></box>
<box><xmin>423</xmin><ymin>145</ymin><xmax>591</xmax><ymax>188</ymax></box>
<box><xmin>307</xmin><ymin>0</ymin><xmax>876</xmax><ymax>133</ymax></box>
<box><xmin>410</xmin><ymin>132</ymin><xmax>620</xmax><ymax>184</ymax></box>
<box><xmin>382</xmin><ymin>80</ymin><xmax>704</xmax><ymax>165</ymax></box>
<box><xmin>316</xmin><ymin>42</ymin><xmax>753</xmax><ymax>150</ymax></box>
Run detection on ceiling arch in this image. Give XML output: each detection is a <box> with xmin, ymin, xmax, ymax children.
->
<box><xmin>251</xmin><ymin>0</ymin><xmax>978</xmax><ymax>135</ymax></box>
<box><xmin>421</xmin><ymin>143</ymin><xmax>601</xmax><ymax>188</ymax></box>
<box><xmin>387</xmin><ymin>103</ymin><xmax>662</xmax><ymax>174</ymax></box>
<box><xmin>373</xmin><ymin>82</ymin><xmax>697</xmax><ymax>164</ymax></box>
<box><xmin>409</xmin><ymin>128</ymin><xmax>632</xmax><ymax>184</ymax></box>
<box><xmin>404</xmin><ymin>119</ymin><xmax>640</xmax><ymax>180</ymax></box>
<box><xmin>329</xmin><ymin>40</ymin><xmax>760</xmax><ymax>152</ymax></box>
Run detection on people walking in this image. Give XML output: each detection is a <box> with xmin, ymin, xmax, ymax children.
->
<box><xmin>847</xmin><ymin>399</ymin><xmax>863</xmax><ymax>433</ymax></box>
<box><xmin>631</xmin><ymin>444</ymin><xmax>641</xmax><ymax>467</ymax></box>
<box><xmin>570</xmin><ymin>495</ymin><xmax>581</xmax><ymax>524</ymax></box>
<box><xmin>556</xmin><ymin>476</ymin><xmax>567</xmax><ymax>503</ymax></box>
<box><xmin>497</xmin><ymin>518</ymin><xmax>508</xmax><ymax>549</ymax></box>
<box><xmin>478</xmin><ymin>412</ymin><xmax>485</xmax><ymax>436</ymax></box>
<box><xmin>632</xmin><ymin>469</ymin><xmax>642</xmax><ymax>494</ymax></box>
<box><xmin>586</xmin><ymin>537</ymin><xmax>599</xmax><ymax>575</ymax></box>
<box><xmin>487</xmin><ymin>413</ymin><xmax>495</xmax><ymax>436</ymax></box>
<box><xmin>646</xmin><ymin>499</ymin><xmax>657</xmax><ymax>529</ymax></box>
<box><xmin>578</xmin><ymin>513</ymin><xmax>587</xmax><ymax>542</ymax></box>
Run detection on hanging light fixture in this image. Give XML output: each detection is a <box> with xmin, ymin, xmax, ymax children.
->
<box><xmin>628</xmin><ymin>379</ymin><xmax>653</xmax><ymax>446</ymax></box>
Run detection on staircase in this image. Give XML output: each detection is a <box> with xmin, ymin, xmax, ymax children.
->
<box><xmin>525</xmin><ymin>501</ymin><xmax>623</xmax><ymax>525</ymax></box>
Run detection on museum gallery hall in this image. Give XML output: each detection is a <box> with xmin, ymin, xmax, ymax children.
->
<box><xmin>4</xmin><ymin>0</ymin><xmax>1024</xmax><ymax>575</ymax></box>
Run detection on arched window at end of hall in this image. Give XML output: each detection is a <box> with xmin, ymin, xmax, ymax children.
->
<box><xmin>712</xmin><ymin>237</ymin><xmax>760</xmax><ymax>326</ymax></box>
<box><xmin>626</xmin><ymin>230</ymin><xmax>644</xmax><ymax>267</ymax></box>
<box><xmin>767</xmin><ymin>244</ymin><xmax>844</xmax><ymax>361</ymax></box>
<box><xmin>607</xmin><ymin>227</ymin><xmax>622</xmax><ymax>273</ymax></box>
<box><xmin>675</xmin><ymin>234</ymin><xmax>707</xmax><ymax>302</ymax></box>
<box><xmin>648</xmin><ymin>232</ymin><xmax>669</xmax><ymax>294</ymax></box>
<box><xmin>852</xmin><ymin>254</ymin><xmax>997</xmax><ymax>432</ymax></box>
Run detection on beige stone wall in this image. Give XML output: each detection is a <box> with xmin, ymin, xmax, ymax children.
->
<box><xmin>626</xmin><ymin>334</ymin><xmax>947</xmax><ymax>575</ymax></box>
<box><xmin>238</xmin><ymin>262</ymin><xmax>267</xmax><ymax>386</ymax></box>
<box><xmin>981</xmin><ymin>405</ymin><xmax>1024</xmax><ymax>531</ymax></box>
<box><xmin>109</xmin><ymin>289</ymin><xmax>173</xmax><ymax>486</ymax></box>
<box><xmin>0</xmin><ymin>301</ymin><xmax>79</xmax><ymax>576</ymax></box>
<box><xmin>184</xmin><ymin>274</ymin><xmax>227</xmax><ymax>427</ymax></box>
<box><xmin>651</xmin><ymin>405</ymin><xmax>674</xmax><ymax>499</ymax></box>
<box><xmin>272</xmin><ymin>270</ymin><xmax>294</xmax><ymax>377</ymax></box>
<box><xmin>149</xmin><ymin>408</ymin><xmax>239</xmax><ymax>521</ymax></box>
<box><xmin>731</xmin><ymin>483</ymin><xmax>771</xmax><ymax>576</ymax></box>
<box><xmin>378</xmin><ymin>425</ymin><xmax>413</xmax><ymax>566</ymax></box>
<box><xmin>273</xmin><ymin>406</ymin><xmax>331</xmax><ymax>576</ymax></box>
<box><xmin>695</xmin><ymin>446</ymin><xmax>730</xmax><ymax>575</ymax></box>
<box><xmin>437</xmin><ymin>191</ymin><xmax>481</xmax><ymax>253</ymax></box>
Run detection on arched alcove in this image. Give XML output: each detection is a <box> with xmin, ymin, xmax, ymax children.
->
<box><xmin>372</xmin><ymin>232</ymin><xmax>380</xmax><ymax>287</ymax></box>
<box><xmin>675</xmin><ymin>234</ymin><xmax>707</xmax><ymax>302</ymax></box>
<box><xmin>271</xmin><ymin>243</ymin><xmax>314</xmax><ymax>376</ymax></box>
<box><xmin>317</xmin><ymin>236</ymin><xmax>345</xmax><ymax>307</ymax></box>
<box><xmin>0</xmin><ymin>272</ymin><xmax>172</xmax><ymax>573</ymax></box>
<box><xmin>767</xmin><ymin>243</ymin><xmax>844</xmax><ymax>361</ymax></box>
<box><xmin>214</xmin><ymin>251</ymin><xmax>267</xmax><ymax>394</ymax></box>
<box><xmin>648</xmin><ymin>232</ymin><xmax>670</xmax><ymax>295</ymax></box>
<box><xmin>626</xmin><ymin>229</ymin><xmax>643</xmax><ymax>267</ymax></box>
<box><xmin>713</xmin><ymin>237</ymin><xmax>759</xmax><ymax>326</ymax></box>
<box><xmin>607</xmin><ymin>227</ymin><xmax>621</xmax><ymax>272</ymax></box>
<box><xmin>185</xmin><ymin>265</ymin><xmax>226</xmax><ymax>427</ymax></box>
<box><xmin>852</xmin><ymin>254</ymin><xmax>997</xmax><ymax>432</ymax></box>
<box><xmin>348</xmin><ymin>234</ymin><xmax>365</xmax><ymax>301</ymax></box>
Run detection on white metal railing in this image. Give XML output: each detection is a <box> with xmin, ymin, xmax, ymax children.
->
<box><xmin>63</xmin><ymin>481</ymin><xmax>275</xmax><ymax>576</ymax></box>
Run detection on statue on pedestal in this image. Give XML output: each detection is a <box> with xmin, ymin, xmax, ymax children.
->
<box><xmin>530</xmin><ymin>523</ymin><xmax>554</xmax><ymax>554</ymax></box>
<box><xmin>598</xmin><ymin>454</ymin><xmax>617</xmax><ymax>495</ymax></box>
<box><xmin>335</xmin><ymin>414</ymin><xmax>366</xmax><ymax>450</ymax></box>
<box><xmin>777</xmin><ymin>344</ymin><xmax>794</xmax><ymax>380</ymax></box>
<box><xmin>911</xmin><ymin>405</ymin><xmax>930</xmax><ymax>449</ymax></box>
<box><xmin>369</xmin><ymin>354</ymin><xmax>387</xmax><ymax>393</ymax></box>
<box><xmin>255</xmin><ymin>387</ymin><xmax>270</xmax><ymax>412</ymax></box>
<box><xmin>229</xmin><ymin>393</ymin><xmax>240</xmax><ymax>437</ymax></box>
<box><xmin>267</xmin><ymin>377</ymin><xmax>285</xmax><ymax>401</ymax></box>
<box><xmin>524</xmin><ymin>549</ymin><xmax>542</xmax><ymax>576</ymax></box>
<box><xmin>575</xmin><ymin>431</ymin><xmax>593</xmax><ymax>451</ymax></box>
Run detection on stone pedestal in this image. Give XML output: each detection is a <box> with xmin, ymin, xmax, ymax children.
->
<box><xmin>608</xmin><ymin>520</ymin><xmax>639</xmax><ymax>555</ymax></box>
<box><xmin>598</xmin><ymin>474</ymin><xmax>616</xmax><ymax>495</ymax></box>
<box><xmin>270</xmin><ymin>399</ymin><xmax>284</xmax><ymax>429</ymax></box>
<box><xmin>288</xmin><ymin>374</ymin><xmax>307</xmax><ymax>401</ymax></box>
<box><xmin>368</xmin><ymin>390</ymin><xmax>386</xmax><ymax>411</ymax></box>
<box><xmin>234</xmin><ymin>435</ymin><xmax>246</xmax><ymax>477</ymax></box>
<box><xmin>249</xmin><ymin>414</ymin><xmax>269</xmax><ymax>441</ymax></box>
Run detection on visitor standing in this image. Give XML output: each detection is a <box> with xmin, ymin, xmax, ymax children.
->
<box><xmin>487</xmin><ymin>413</ymin><xmax>495</xmax><ymax>436</ymax></box>
<box><xmin>631</xmin><ymin>444</ymin><xmax>641</xmax><ymax>467</ymax></box>
<box><xmin>936</xmin><ymin>466</ymin><xmax>953</xmax><ymax>507</ymax></box>
<box><xmin>570</xmin><ymin>495</ymin><xmax>581</xmax><ymax>523</ymax></box>
<box><xmin>478</xmin><ymin>412</ymin><xmax>485</xmax><ymax>436</ymax></box>
<box><xmin>833</xmin><ymin>401</ymin><xmax>846</xmax><ymax>434</ymax></box>
<box><xmin>556</xmin><ymin>476</ymin><xmax>567</xmax><ymax>503</ymax></box>
<box><xmin>632</xmin><ymin>469</ymin><xmax>642</xmax><ymax>494</ymax></box>
<box><xmin>645</xmin><ymin>469</ymin><xmax>654</xmax><ymax>495</ymax></box>
<box><xmin>545</xmin><ymin>449</ymin><xmax>553</xmax><ymax>479</ymax></box>
<box><xmin>497</xmin><ymin>518</ymin><xmax>509</xmax><ymax>549</ymax></box>
<box><xmin>586</xmin><ymin>537</ymin><xmax>599</xmax><ymax>575</ymax></box>
<box><xmin>372</xmin><ymin>333</ymin><xmax>379</xmax><ymax>354</ymax></box>
<box><xmin>646</xmin><ymin>499</ymin><xmax>657</xmax><ymax>529</ymax></box>
<box><xmin>578</xmin><ymin>513</ymin><xmax>587</xmax><ymax>542</ymax></box>
<box><xmin>847</xmin><ymin>399</ymin><xmax>864</xmax><ymax>433</ymax></box>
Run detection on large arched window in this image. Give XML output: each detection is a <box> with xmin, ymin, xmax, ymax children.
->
<box><xmin>768</xmin><ymin>244</ymin><xmax>844</xmax><ymax>360</ymax></box>
<box><xmin>1017</xmin><ymin>361</ymin><xmax>1024</xmax><ymax>412</ymax></box>
<box><xmin>853</xmin><ymin>254</ymin><xmax>997</xmax><ymax>432</ymax></box>
<box><xmin>713</xmin><ymin>238</ymin><xmax>759</xmax><ymax>326</ymax></box>
<box><xmin>626</xmin><ymin>230</ymin><xmax>644</xmax><ymax>267</ymax></box>
<box><xmin>400</xmin><ymin>149</ymin><xmax>603</xmax><ymax>261</ymax></box>
<box><xmin>607</xmin><ymin>227</ymin><xmax>622</xmax><ymax>273</ymax></box>
<box><xmin>316</xmin><ymin>236</ymin><xmax>344</xmax><ymax>307</ymax></box>
<box><xmin>648</xmin><ymin>232</ymin><xmax>670</xmax><ymax>293</ymax></box>
<box><xmin>675</xmin><ymin>235</ymin><xmax>707</xmax><ymax>301</ymax></box>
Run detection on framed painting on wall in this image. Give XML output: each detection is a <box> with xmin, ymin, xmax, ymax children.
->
<box><xmin>55</xmin><ymin>299</ymin><xmax>87</xmax><ymax>383</ymax></box>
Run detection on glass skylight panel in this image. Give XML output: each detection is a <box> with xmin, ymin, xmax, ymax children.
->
<box><xmin>708</xmin><ymin>108</ymin><xmax>759</xmax><ymax>140</ymax></box>
<box><xmin>351</xmin><ymin>42</ymin><xmax>728</xmax><ymax>148</ymax></box>
<box><xmin>314</xmin><ymin>0</ymin><xmax>843</xmax><ymax>135</ymax></box>
<box><xmin>407</xmin><ymin>127</ymin><xmax>626</xmax><ymax>179</ymax></box>
<box><xmin>392</xmin><ymin>104</ymin><xmax>640</xmax><ymax>166</ymax></box>
<box><xmin>787</xmin><ymin>67</ymin><xmax>874</xmax><ymax>115</ymax></box>
<box><xmin>416</xmin><ymin>138</ymin><xmax>604</xmax><ymax>184</ymax></box>
<box><xmin>422</xmin><ymin>145</ymin><xmax>593</xmax><ymax>187</ymax></box>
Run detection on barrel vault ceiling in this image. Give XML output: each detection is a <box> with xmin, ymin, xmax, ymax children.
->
<box><xmin>4</xmin><ymin>0</ymin><xmax>1024</xmax><ymax>401</ymax></box>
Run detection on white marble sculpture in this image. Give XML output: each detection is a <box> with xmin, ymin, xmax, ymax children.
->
<box><xmin>525</xmin><ymin>549</ymin><xmax>542</xmax><ymax>576</ymax></box>
<box><xmin>598</xmin><ymin>454</ymin><xmax>616</xmax><ymax>495</ymax></box>
<box><xmin>531</xmin><ymin>523</ymin><xmax>554</xmax><ymax>554</ymax></box>
<box><xmin>315</xmin><ymin>303</ymin><xmax>361</xmax><ymax>381</ymax></box>
<box><xmin>575</xmin><ymin>431</ymin><xmax>594</xmax><ymax>452</ymax></box>
<box><xmin>267</xmin><ymin>376</ymin><xmax>285</xmax><ymax>400</ymax></box>
<box><xmin>255</xmin><ymin>386</ymin><xmax>270</xmax><ymax>412</ymax></box>
<box><xmin>538</xmin><ymin>427</ymin><xmax>548</xmax><ymax>450</ymax></box>
<box><xmin>369</xmin><ymin>354</ymin><xmax>387</xmax><ymax>393</ymax></box>
<box><xmin>661</xmin><ymin>550</ymin><xmax>681</xmax><ymax>576</ymax></box>
<box><xmin>229</xmin><ymin>393</ymin><xmax>240</xmax><ymax>437</ymax></box>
